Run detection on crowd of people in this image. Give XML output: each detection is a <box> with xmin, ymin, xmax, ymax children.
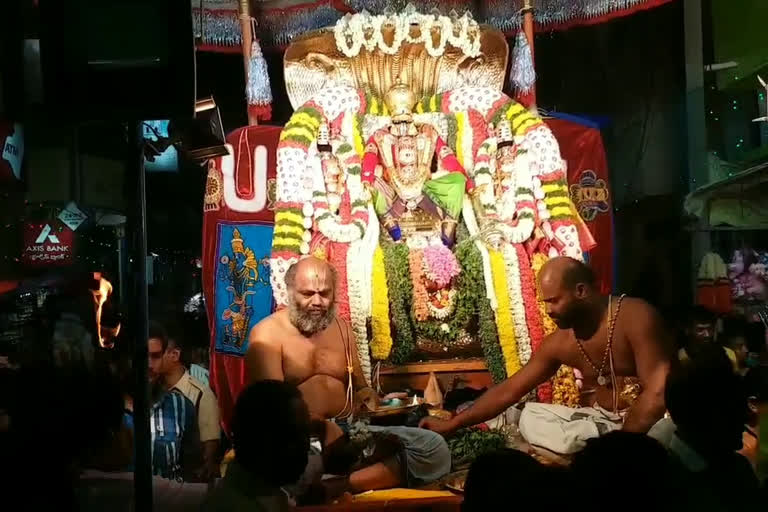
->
<box><xmin>0</xmin><ymin>258</ymin><xmax>767</xmax><ymax>511</ymax></box>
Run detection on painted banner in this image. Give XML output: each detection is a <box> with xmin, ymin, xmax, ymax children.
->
<box><xmin>202</xmin><ymin>124</ymin><xmax>281</xmax><ymax>434</ymax></box>
<box><xmin>21</xmin><ymin>220</ymin><xmax>75</xmax><ymax>267</ymax></box>
<box><xmin>547</xmin><ymin>117</ymin><xmax>615</xmax><ymax>294</ymax></box>
<box><xmin>213</xmin><ymin>222</ymin><xmax>274</xmax><ymax>356</ymax></box>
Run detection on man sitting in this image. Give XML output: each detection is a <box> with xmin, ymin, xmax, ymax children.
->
<box><xmin>421</xmin><ymin>257</ymin><xmax>672</xmax><ymax>454</ymax></box>
<box><xmin>204</xmin><ymin>380</ymin><xmax>311</xmax><ymax>512</ymax></box>
<box><xmin>246</xmin><ymin>257</ymin><xmax>450</xmax><ymax>497</ymax></box>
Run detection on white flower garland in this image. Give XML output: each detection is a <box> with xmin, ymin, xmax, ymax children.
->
<box><xmin>497</xmin><ymin>150</ymin><xmax>535</xmax><ymax>244</ymax></box>
<box><xmin>502</xmin><ymin>244</ymin><xmax>532</xmax><ymax>365</ymax></box>
<box><xmin>307</xmin><ymin>142</ymin><xmax>368</xmax><ymax>244</ymax></box>
<box><xmin>333</xmin><ymin>10</ymin><xmax>482</xmax><ymax>59</ymax></box>
<box><xmin>345</xmin><ymin>204</ymin><xmax>380</xmax><ymax>386</ymax></box>
<box><xmin>462</xmin><ymin>196</ymin><xmax>498</xmax><ymax>310</ymax></box>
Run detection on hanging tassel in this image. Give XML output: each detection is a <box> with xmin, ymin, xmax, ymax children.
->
<box><xmin>246</xmin><ymin>38</ymin><xmax>272</xmax><ymax>121</ymax></box>
<box><xmin>509</xmin><ymin>31</ymin><xmax>536</xmax><ymax>98</ymax></box>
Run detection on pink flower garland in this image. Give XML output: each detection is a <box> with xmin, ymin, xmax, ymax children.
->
<box><xmin>422</xmin><ymin>245</ymin><xmax>461</xmax><ymax>289</ymax></box>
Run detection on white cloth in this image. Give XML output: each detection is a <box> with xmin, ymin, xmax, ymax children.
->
<box><xmin>518</xmin><ymin>402</ymin><xmax>622</xmax><ymax>454</ymax></box>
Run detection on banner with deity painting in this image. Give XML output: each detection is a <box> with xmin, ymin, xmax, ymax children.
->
<box><xmin>213</xmin><ymin>222</ymin><xmax>273</xmax><ymax>356</ymax></box>
<box><xmin>202</xmin><ymin>125</ymin><xmax>281</xmax><ymax>434</ymax></box>
<box><xmin>547</xmin><ymin>117</ymin><xmax>615</xmax><ymax>294</ymax></box>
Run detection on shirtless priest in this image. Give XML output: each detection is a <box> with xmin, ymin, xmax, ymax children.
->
<box><xmin>246</xmin><ymin>257</ymin><xmax>450</xmax><ymax>495</ymax></box>
<box><xmin>421</xmin><ymin>257</ymin><xmax>674</xmax><ymax>454</ymax></box>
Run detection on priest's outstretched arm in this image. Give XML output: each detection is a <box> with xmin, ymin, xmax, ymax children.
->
<box><xmin>420</xmin><ymin>335</ymin><xmax>562</xmax><ymax>435</ymax></box>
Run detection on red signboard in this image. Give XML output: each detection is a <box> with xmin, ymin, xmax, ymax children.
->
<box><xmin>22</xmin><ymin>220</ymin><xmax>75</xmax><ymax>267</ymax></box>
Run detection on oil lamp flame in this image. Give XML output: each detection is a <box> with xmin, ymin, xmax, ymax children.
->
<box><xmin>91</xmin><ymin>272</ymin><xmax>120</xmax><ymax>348</ymax></box>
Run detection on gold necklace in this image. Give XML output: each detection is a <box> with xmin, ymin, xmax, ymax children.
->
<box><xmin>575</xmin><ymin>295</ymin><xmax>625</xmax><ymax>387</ymax></box>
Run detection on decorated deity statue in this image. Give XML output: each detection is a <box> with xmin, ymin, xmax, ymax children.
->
<box><xmin>270</xmin><ymin>8</ymin><xmax>590</xmax><ymax>403</ymax></box>
<box><xmin>362</xmin><ymin>81</ymin><xmax>474</xmax><ymax>247</ymax></box>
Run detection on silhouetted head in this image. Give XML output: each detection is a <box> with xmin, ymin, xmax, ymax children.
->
<box><xmin>232</xmin><ymin>380</ymin><xmax>311</xmax><ymax>487</ymax></box>
<box><xmin>685</xmin><ymin>306</ymin><xmax>717</xmax><ymax>345</ymax></box>
<box><xmin>284</xmin><ymin>257</ymin><xmax>337</xmax><ymax>336</ymax></box>
<box><xmin>571</xmin><ymin>431</ymin><xmax>673</xmax><ymax>509</ymax></box>
<box><xmin>666</xmin><ymin>345</ymin><xmax>748</xmax><ymax>455</ymax></box>
<box><xmin>538</xmin><ymin>257</ymin><xmax>598</xmax><ymax>329</ymax></box>
<box><xmin>462</xmin><ymin>448</ymin><xmax>570</xmax><ymax>511</ymax></box>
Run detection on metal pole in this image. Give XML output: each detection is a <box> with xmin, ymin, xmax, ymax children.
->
<box><xmin>238</xmin><ymin>0</ymin><xmax>258</xmax><ymax>126</ymax></box>
<box><xmin>129</xmin><ymin>121</ymin><xmax>153</xmax><ymax>511</ymax></box>
<box><xmin>684</xmin><ymin>0</ymin><xmax>709</xmax><ymax>299</ymax></box>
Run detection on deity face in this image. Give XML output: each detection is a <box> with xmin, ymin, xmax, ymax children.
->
<box><xmin>287</xmin><ymin>262</ymin><xmax>337</xmax><ymax>336</ymax></box>
<box><xmin>397</xmin><ymin>138</ymin><xmax>417</xmax><ymax>166</ymax></box>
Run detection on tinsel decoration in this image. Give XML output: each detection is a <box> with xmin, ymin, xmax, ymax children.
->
<box><xmin>193</xmin><ymin>1</ymin><xmax>673</xmax><ymax>52</ymax></box>
<box><xmin>509</xmin><ymin>31</ymin><xmax>536</xmax><ymax>96</ymax></box>
<box><xmin>246</xmin><ymin>38</ymin><xmax>273</xmax><ymax>121</ymax></box>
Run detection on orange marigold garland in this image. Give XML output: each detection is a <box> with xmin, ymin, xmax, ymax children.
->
<box><xmin>408</xmin><ymin>249</ymin><xmax>430</xmax><ymax>322</ymax></box>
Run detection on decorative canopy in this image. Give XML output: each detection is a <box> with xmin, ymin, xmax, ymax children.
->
<box><xmin>193</xmin><ymin>0</ymin><xmax>675</xmax><ymax>51</ymax></box>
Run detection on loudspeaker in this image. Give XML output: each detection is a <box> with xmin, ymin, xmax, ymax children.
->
<box><xmin>38</xmin><ymin>0</ymin><xmax>196</xmax><ymax>122</ymax></box>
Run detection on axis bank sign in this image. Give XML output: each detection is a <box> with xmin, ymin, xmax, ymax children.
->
<box><xmin>22</xmin><ymin>221</ymin><xmax>75</xmax><ymax>266</ymax></box>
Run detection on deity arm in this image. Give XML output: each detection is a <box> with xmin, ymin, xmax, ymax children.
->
<box><xmin>361</xmin><ymin>130</ymin><xmax>395</xmax><ymax>186</ymax></box>
<box><xmin>622</xmin><ymin>300</ymin><xmax>673</xmax><ymax>433</ymax></box>
<box><xmin>434</xmin><ymin>135</ymin><xmax>475</xmax><ymax>193</ymax></box>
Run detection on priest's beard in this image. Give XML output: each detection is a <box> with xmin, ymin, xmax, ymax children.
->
<box><xmin>288</xmin><ymin>298</ymin><xmax>336</xmax><ymax>337</ymax></box>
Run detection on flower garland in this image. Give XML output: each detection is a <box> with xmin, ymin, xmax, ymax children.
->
<box><xmin>345</xmin><ymin>204</ymin><xmax>379</xmax><ymax>385</ymax></box>
<box><xmin>531</xmin><ymin>253</ymin><xmax>557</xmax><ymax>336</ymax></box>
<box><xmin>502</xmin><ymin>244</ymin><xmax>532</xmax><ymax>365</ymax></box>
<box><xmin>489</xmin><ymin>249</ymin><xmax>521</xmax><ymax>376</ymax></box>
<box><xmin>347</xmin><ymin>239</ymin><xmax>372</xmax><ymax>385</ymax></box>
<box><xmin>384</xmin><ymin>243</ymin><xmax>416</xmax><ymax>364</ymax></box>
<box><xmin>408</xmin><ymin>249</ymin><xmax>430</xmax><ymax>322</ymax></box>
<box><xmin>426</xmin><ymin>289</ymin><xmax>457</xmax><ymax>320</ymax></box>
<box><xmin>459</xmin><ymin>242</ymin><xmax>506</xmax><ymax>383</ymax></box>
<box><xmin>333</xmin><ymin>9</ymin><xmax>482</xmax><ymax>59</ymax></box>
<box><xmin>370</xmin><ymin>246</ymin><xmax>393</xmax><ymax>360</ymax></box>
<box><xmin>552</xmin><ymin>365</ymin><xmax>581</xmax><ymax>408</ymax></box>
<box><xmin>516</xmin><ymin>245</ymin><xmax>545</xmax><ymax>354</ymax></box>
<box><xmin>531</xmin><ymin>252</ymin><xmax>555</xmax><ymax>402</ymax></box>
<box><xmin>422</xmin><ymin>245</ymin><xmax>461</xmax><ymax>288</ymax></box>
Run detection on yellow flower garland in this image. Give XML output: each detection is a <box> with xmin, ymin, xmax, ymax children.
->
<box><xmin>370</xmin><ymin>247</ymin><xmax>393</xmax><ymax>360</ymax></box>
<box><xmin>552</xmin><ymin>365</ymin><xmax>581</xmax><ymax>408</ymax></box>
<box><xmin>489</xmin><ymin>250</ymin><xmax>521</xmax><ymax>376</ymax></box>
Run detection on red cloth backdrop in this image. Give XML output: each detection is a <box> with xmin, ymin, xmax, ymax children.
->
<box><xmin>546</xmin><ymin>118</ymin><xmax>615</xmax><ymax>294</ymax></box>
<box><xmin>202</xmin><ymin>125</ymin><xmax>281</xmax><ymax>435</ymax></box>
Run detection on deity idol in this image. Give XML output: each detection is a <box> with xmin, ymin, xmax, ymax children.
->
<box><xmin>361</xmin><ymin>81</ymin><xmax>474</xmax><ymax>247</ymax></box>
<box><xmin>270</xmin><ymin>9</ymin><xmax>593</xmax><ymax>398</ymax></box>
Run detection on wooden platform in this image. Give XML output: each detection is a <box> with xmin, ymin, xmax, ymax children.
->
<box><xmin>378</xmin><ymin>359</ymin><xmax>493</xmax><ymax>393</ymax></box>
<box><xmin>299</xmin><ymin>494</ymin><xmax>461</xmax><ymax>512</ymax></box>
